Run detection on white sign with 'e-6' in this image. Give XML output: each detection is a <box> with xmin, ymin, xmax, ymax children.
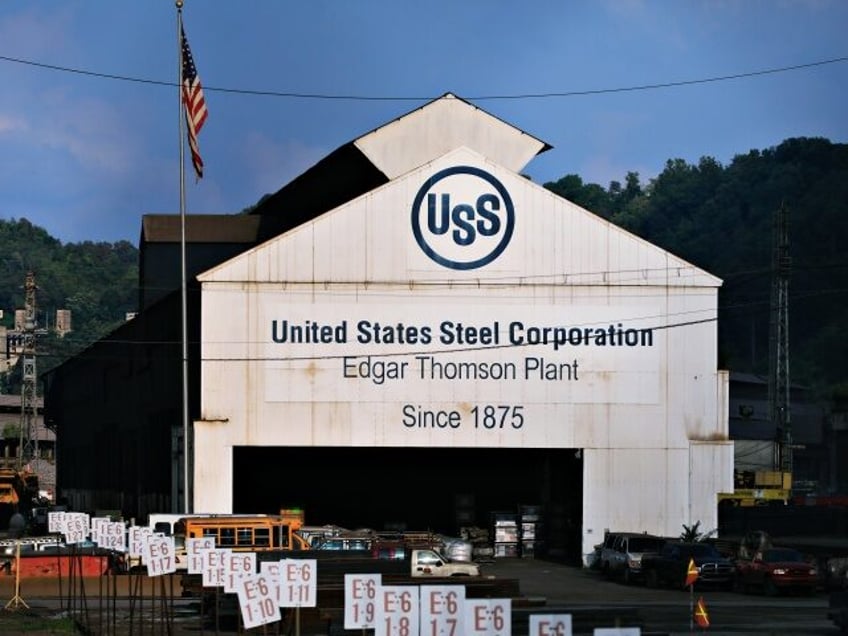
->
<box><xmin>344</xmin><ymin>573</ymin><xmax>381</xmax><ymax>629</ymax></box>
<box><xmin>420</xmin><ymin>584</ymin><xmax>466</xmax><ymax>636</ymax></box>
<box><xmin>529</xmin><ymin>614</ymin><xmax>573</xmax><ymax>636</ymax></box>
<box><xmin>186</xmin><ymin>537</ymin><xmax>215</xmax><ymax>574</ymax></box>
<box><xmin>280</xmin><ymin>558</ymin><xmax>317</xmax><ymax>607</ymax></box>
<box><xmin>143</xmin><ymin>535</ymin><xmax>176</xmax><ymax>576</ymax></box>
<box><xmin>236</xmin><ymin>572</ymin><xmax>280</xmax><ymax>630</ymax></box>
<box><xmin>374</xmin><ymin>584</ymin><xmax>419</xmax><ymax>636</ymax></box>
<box><xmin>464</xmin><ymin>598</ymin><xmax>511</xmax><ymax>635</ymax></box>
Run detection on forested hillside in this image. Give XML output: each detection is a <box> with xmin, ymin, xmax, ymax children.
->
<box><xmin>0</xmin><ymin>219</ymin><xmax>138</xmax><ymax>389</ymax></box>
<box><xmin>545</xmin><ymin>137</ymin><xmax>848</xmax><ymax>399</ymax></box>
<box><xmin>1</xmin><ymin>136</ymin><xmax>845</xmax><ymax>399</ymax></box>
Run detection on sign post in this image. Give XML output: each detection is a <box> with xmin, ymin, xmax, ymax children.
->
<box><xmin>281</xmin><ymin>558</ymin><xmax>317</xmax><ymax>635</ymax></box>
<box><xmin>3</xmin><ymin>541</ymin><xmax>29</xmax><ymax>609</ymax></box>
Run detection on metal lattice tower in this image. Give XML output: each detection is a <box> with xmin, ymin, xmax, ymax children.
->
<box><xmin>19</xmin><ymin>271</ymin><xmax>39</xmax><ymax>467</ymax></box>
<box><xmin>767</xmin><ymin>203</ymin><xmax>792</xmax><ymax>474</ymax></box>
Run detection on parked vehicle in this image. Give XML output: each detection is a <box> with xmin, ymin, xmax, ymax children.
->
<box><xmin>718</xmin><ymin>469</ymin><xmax>792</xmax><ymax>507</ymax></box>
<box><xmin>127</xmin><ymin>512</ymin><xmax>312</xmax><ymax>572</ymax></box>
<box><xmin>404</xmin><ymin>548</ymin><xmax>480</xmax><ymax>577</ymax></box>
<box><xmin>299</xmin><ymin>524</ymin><xmax>345</xmax><ymax>547</ymax></box>
<box><xmin>597</xmin><ymin>531</ymin><xmax>628</xmax><ymax>576</ymax></box>
<box><xmin>0</xmin><ymin>535</ymin><xmax>64</xmax><ymax>555</ymax></box>
<box><xmin>326</xmin><ymin>546</ymin><xmax>480</xmax><ymax>577</ymax></box>
<box><xmin>183</xmin><ymin>545</ymin><xmax>479</xmax><ymax>599</ymax></box>
<box><xmin>312</xmin><ymin>535</ymin><xmax>373</xmax><ymax>551</ymax></box>
<box><xmin>735</xmin><ymin>547</ymin><xmax>819</xmax><ymax>595</ymax></box>
<box><xmin>601</xmin><ymin>532</ymin><xmax>665</xmax><ymax>584</ymax></box>
<box><xmin>175</xmin><ymin>513</ymin><xmax>311</xmax><ymax>552</ymax></box>
<box><xmin>642</xmin><ymin>541</ymin><xmax>735</xmax><ymax>590</ymax></box>
<box><xmin>0</xmin><ymin>467</ymin><xmax>41</xmax><ymax>530</ymax></box>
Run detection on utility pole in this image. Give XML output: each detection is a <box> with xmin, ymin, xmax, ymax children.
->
<box><xmin>767</xmin><ymin>202</ymin><xmax>792</xmax><ymax>476</ymax></box>
<box><xmin>18</xmin><ymin>272</ymin><xmax>40</xmax><ymax>468</ymax></box>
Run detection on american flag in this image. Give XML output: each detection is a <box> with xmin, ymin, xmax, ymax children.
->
<box><xmin>181</xmin><ymin>25</ymin><xmax>207</xmax><ymax>180</ymax></box>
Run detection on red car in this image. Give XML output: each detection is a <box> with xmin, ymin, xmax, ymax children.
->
<box><xmin>735</xmin><ymin>547</ymin><xmax>819</xmax><ymax>595</ymax></box>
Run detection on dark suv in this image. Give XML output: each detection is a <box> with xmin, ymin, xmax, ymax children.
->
<box><xmin>643</xmin><ymin>541</ymin><xmax>735</xmax><ymax>589</ymax></box>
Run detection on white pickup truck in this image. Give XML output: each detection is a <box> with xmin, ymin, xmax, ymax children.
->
<box><xmin>408</xmin><ymin>548</ymin><xmax>480</xmax><ymax>577</ymax></box>
<box><xmin>311</xmin><ymin>535</ymin><xmax>479</xmax><ymax>577</ymax></box>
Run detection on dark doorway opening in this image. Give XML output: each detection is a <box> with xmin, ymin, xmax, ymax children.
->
<box><xmin>232</xmin><ymin>446</ymin><xmax>583</xmax><ymax>562</ymax></box>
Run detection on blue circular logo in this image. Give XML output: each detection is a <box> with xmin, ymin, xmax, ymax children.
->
<box><xmin>411</xmin><ymin>166</ymin><xmax>515</xmax><ymax>270</ymax></box>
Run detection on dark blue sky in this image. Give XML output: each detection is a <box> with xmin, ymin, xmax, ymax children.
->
<box><xmin>1</xmin><ymin>0</ymin><xmax>846</xmax><ymax>244</ymax></box>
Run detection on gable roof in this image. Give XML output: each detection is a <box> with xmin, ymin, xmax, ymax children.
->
<box><xmin>248</xmin><ymin>93</ymin><xmax>551</xmax><ymax>236</ymax></box>
<box><xmin>353</xmin><ymin>92</ymin><xmax>552</xmax><ymax>178</ymax></box>
<box><xmin>199</xmin><ymin>146</ymin><xmax>721</xmax><ymax>288</ymax></box>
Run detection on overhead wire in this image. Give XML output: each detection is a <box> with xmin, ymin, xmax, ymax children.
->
<box><xmin>1</xmin><ymin>50</ymin><xmax>844</xmax><ymax>362</ymax></box>
<box><xmin>0</xmin><ymin>53</ymin><xmax>846</xmax><ymax>101</ymax></box>
<box><xmin>27</xmin><ymin>279</ymin><xmax>848</xmax><ymax>360</ymax></box>
<box><xmin>33</xmin><ymin>313</ymin><xmax>719</xmax><ymax>364</ymax></box>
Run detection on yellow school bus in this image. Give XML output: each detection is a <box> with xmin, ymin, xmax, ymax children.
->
<box><xmin>174</xmin><ymin>513</ymin><xmax>311</xmax><ymax>552</ymax></box>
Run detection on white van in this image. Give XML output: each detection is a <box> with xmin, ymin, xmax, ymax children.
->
<box><xmin>147</xmin><ymin>513</ymin><xmax>185</xmax><ymax>536</ymax></box>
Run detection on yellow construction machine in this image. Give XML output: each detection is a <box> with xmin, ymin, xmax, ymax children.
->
<box><xmin>718</xmin><ymin>470</ymin><xmax>792</xmax><ymax>507</ymax></box>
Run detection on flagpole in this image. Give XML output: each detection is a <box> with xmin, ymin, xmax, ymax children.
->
<box><xmin>176</xmin><ymin>0</ymin><xmax>191</xmax><ymax>516</ymax></box>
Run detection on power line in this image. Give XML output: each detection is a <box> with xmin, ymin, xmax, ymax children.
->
<box><xmin>24</xmin><ymin>280</ymin><xmax>848</xmax><ymax>358</ymax></box>
<box><xmin>31</xmin><ymin>313</ymin><xmax>718</xmax><ymax>365</ymax></box>
<box><xmin>0</xmin><ymin>53</ymin><xmax>846</xmax><ymax>101</ymax></box>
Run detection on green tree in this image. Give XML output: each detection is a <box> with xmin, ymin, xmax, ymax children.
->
<box><xmin>0</xmin><ymin>218</ymin><xmax>138</xmax><ymax>384</ymax></box>
<box><xmin>544</xmin><ymin>175</ymin><xmax>614</xmax><ymax>219</ymax></box>
<box><xmin>544</xmin><ymin>137</ymin><xmax>848</xmax><ymax>396</ymax></box>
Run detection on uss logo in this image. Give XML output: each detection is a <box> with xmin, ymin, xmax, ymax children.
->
<box><xmin>411</xmin><ymin>166</ymin><xmax>515</xmax><ymax>270</ymax></box>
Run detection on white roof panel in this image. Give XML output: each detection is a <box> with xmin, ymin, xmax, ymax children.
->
<box><xmin>354</xmin><ymin>93</ymin><xmax>550</xmax><ymax>178</ymax></box>
<box><xmin>199</xmin><ymin>146</ymin><xmax>721</xmax><ymax>289</ymax></box>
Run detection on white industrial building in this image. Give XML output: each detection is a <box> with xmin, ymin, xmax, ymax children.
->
<box><xmin>193</xmin><ymin>93</ymin><xmax>733</xmax><ymax>562</ymax></box>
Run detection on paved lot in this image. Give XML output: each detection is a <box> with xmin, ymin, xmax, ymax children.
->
<box><xmin>0</xmin><ymin>558</ymin><xmax>842</xmax><ymax>635</ymax></box>
<box><xmin>483</xmin><ymin>558</ymin><xmax>839</xmax><ymax>635</ymax></box>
